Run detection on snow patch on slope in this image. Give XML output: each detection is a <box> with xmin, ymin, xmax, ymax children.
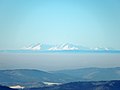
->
<box><xmin>9</xmin><ymin>85</ymin><xmax>24</xmax><ymax>89</ymax></box>
<box><xmin>43</xmin><ymin>82</ymin><xmax>61</xmax><ymax>86</ymax></box>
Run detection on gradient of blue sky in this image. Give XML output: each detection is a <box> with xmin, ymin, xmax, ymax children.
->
<box><xmin>0</xmin><ymin>0</ymin><xmax>120</xmax><ymax>49</ymax></box>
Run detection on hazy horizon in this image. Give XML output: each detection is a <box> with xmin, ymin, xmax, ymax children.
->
<box><xmin>0</xmin><ymin>53</ymin><xmax>120</xmax><ymax>71</ymax></box>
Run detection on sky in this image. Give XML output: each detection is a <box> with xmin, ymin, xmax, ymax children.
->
<box><xmin>0</xmin><ymin>0</ymin><xmax>120</xmax><ymax>49</ymax></box>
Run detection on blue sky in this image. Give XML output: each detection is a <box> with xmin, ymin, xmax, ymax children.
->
<box><xmin>0</xmin><ymin>0</ymin><xmax>120</xmax><ymax>49</ymax></box>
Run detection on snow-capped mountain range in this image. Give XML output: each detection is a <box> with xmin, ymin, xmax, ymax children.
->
<box><xmin>21</xmin><ymin>43</ymin><xmax>112</xmax><ymax>51</ymax></box>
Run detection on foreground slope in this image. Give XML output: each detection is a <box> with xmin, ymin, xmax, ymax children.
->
<box><xmin>26</xmin><ymin>80</ymin><xmax>120</xmax><ymax>90</ymax></box>
<box><xmin>0</xmin><ymin>85</ymin><xmax>16</xmax><ymax>90</ymax></box>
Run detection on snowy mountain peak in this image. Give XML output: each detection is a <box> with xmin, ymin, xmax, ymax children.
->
<box><xmin>22</xmin><ymin>43</ymin><xmax>41</xmax><ymax>50</ymax></box>
<box><xmin>32</xmin><ymin>43</ymin><xmax>41</xmax><ymax>50</ymax></box>
<box><xmin>48</xmin><ymin>43</ymin><xmax>79</xmax><ymax>50</ymax></box>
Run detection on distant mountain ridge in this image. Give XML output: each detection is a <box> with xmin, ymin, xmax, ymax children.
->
<box><xmin>52</xmin><ymin>67</ymin><xmax>120</xmax><ymax>81</ymax></box>
<box><xmin>0</xmin><ymin>69</ymin><xmax>72</xmax><ymax>88</ymax></box>
<box><xmin>0</xmin><ymin>43</ymin><xmax>120</xmax><ymax>53</ymax></box>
